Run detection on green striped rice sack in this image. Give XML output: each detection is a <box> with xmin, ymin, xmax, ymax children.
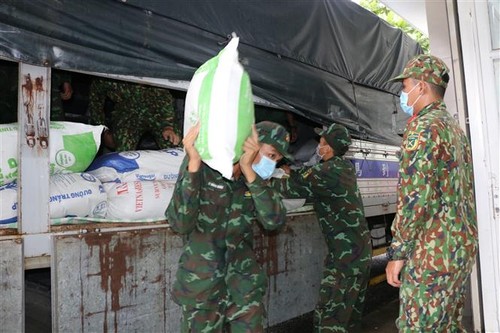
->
<box><xmin>184</xmin><ymin>36</ymin><xmax>255</xmax><ymax>179</ymax></box>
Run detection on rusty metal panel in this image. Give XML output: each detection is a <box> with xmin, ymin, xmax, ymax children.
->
<box><xmin>0</xmin><ymin>238</ymin><xmax>24</xmax><ymax>332</ymax></box>
<box><xmin>52</xmin><ymin>229</ymin><xmax>183</xmax><ymax>333</ymax></box>
<box><xmin>18</xmin><ymin>64</ymin><xmax>51</xmax><ymax>235</ymax></box>
<box><xmin>256</xmin><ymin>214</ymin><xmax>327</xmax><ymax>327</ymax></box>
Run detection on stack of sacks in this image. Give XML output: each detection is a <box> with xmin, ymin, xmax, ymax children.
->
<box><xmin>0</xmin><ymin>122</ymin><xmax>105</xmax><ymax>186</ymax></box>
<box><xmin>1</xmin><ymin>173</ymin><xmax>107</xmax><ymax>224</ymax></box>
<box><xmin>0</xmin><ymin>182</ymin><xmax>18</xmax><ymax>229</ymax></box>
<box><xmin>86</xmin><ymin>148</ymin><xmax>185</xmax><ymax>220</ymax></box>
<box><xmin>0</xmin><ymin>122</ymin><xmax>105</xmax><ymax>224</ymax></box>
<box><xmin>49</xmin><ymin>173</ymin><xmax>107</xmax><ymax>218</ymax></box>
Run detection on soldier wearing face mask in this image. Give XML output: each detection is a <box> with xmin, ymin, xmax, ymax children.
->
<box><xmin>166</xmin><ymin>121</ymin><xmax>291</xmax><ymax>333</ymax></box>
<box><xmin>386</xmin><ymin>54</ymin><xmax>477</xmax><ymax>332</ymax></box>
<box><xmin>272</xmin><ymin>123</ymin><xmax>371</xmax><ymax>332</ymax></box>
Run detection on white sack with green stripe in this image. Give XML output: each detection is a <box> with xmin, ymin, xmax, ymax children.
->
<box><xmin>184</xmin><ymin>36</ymin><xmax>255</xmax><ymax>179</ymax></box>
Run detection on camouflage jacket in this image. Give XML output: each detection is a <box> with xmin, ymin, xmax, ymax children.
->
<box><xmin>273</xmin><ymin>157</ymin><xmax>371</xmax><ymax>276</ymax></box>
<box><xmin>390</xmin><ymin>100</ymin><xmax>478</xmax><ymax>271</ymax></box>
<box><xmin>165</xmin><ymin>158</ymin><xmax>286</xmax><ymax>309</ymax></box>
<box><xmin>88</xmin><ymin>78</ymin><xmax>175</xmax><ymax>129</ymax></box>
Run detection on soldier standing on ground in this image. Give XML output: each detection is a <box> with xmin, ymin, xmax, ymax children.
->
<box><xmin>166</xmin><ymin>121</ymin><xmax>290</xmax><ymax>332</ymax></box>
<box><xmin>385</xmin><ymin>54</ymin><xmax>478</xmax><ymax>332</ymax></box>
<box><xmin>88</xmin><ymin>77</ymin><xmax>180</xmax><ymax>151</ymax></box>
<box><xmin>273</xmin><ymin>123</ymin><xmax>371</xmax><ymax>332</ymax></box>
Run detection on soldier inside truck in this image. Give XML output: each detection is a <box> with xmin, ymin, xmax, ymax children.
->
<box><xmin>0</xmin><ymin>61</ymin><xmax>184</xmax><ymax>154</ymax></box>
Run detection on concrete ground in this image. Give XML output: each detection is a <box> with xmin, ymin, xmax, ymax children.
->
<box><xmin>266</xmin><ymin>252</ymin><xmax>474</xmax><ymax>333</ymax></box>
<box><xmin>361</xmin><ymin>254</ymin><xmax>400</xmax><ymax>333</ymax></box>
<box><xmin>360</xmin><ymin>298</ymin><xmax>399</xmax><ymax>333</ymax></box>
<box><xmin>265</xmin><ymin>281</ymin><xmax>400</xmax><ymax>333</ymax></box>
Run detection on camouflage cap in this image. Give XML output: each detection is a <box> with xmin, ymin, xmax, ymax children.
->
<box><xmin>389</xmin><ymin>54</ymin><xmax>449</xmax><ymax>88</ymax></box>
<box><xmin>314</xmin><ymin>123</ymin><xmax>352</xmax><ymax>156</ymax></box>
<box><xmin>256</xmin><ymin>121</ymin><xmax>293</xmax><ymax>160</ymax></box>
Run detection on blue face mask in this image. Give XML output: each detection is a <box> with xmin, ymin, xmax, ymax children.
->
<box><xmin>252</xmin><ymin>154</ymin><xmax>277</xmax><ymax>180</ymax></box>
<box><xmin>400</xmin><ymin>84</ymin><xmax>421</xmax><ymax>116</ymax></box>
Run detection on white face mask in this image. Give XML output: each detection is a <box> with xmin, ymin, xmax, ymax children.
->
<box><xmin>315</xmin><ymin>144</ymin><xmax>328</xmax><ymax>159</ymax></box>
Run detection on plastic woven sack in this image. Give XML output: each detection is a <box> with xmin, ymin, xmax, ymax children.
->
<box><xmin>0</xmin><ymin>122</ymin><xmax>105</xmax><ymax>186</ymax></box>
<box><xmin>184</xmin><ymin>36</ymin><xmax>254</xmax><ymax>179</ymax></box>
<box><xmin>49</xmin><ymin>172</ymin><xmax>107</xmax><ymax>218</ymax></box>
<box><xmin>104</xmin><ymin>181</ymin><xmax>174</xmax><ymax>220</ymax></box>
<box><xmin>86</xmin><ymin>148</ymin><xmax>185</xmax><ymax>183</ymax></box>
<box><xmin>0</xmin><ymin>181</ymin><xmax>18</xmax><ymax>228</ymax></box>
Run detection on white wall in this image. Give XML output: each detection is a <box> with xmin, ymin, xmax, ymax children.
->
<box><xmin>455</xmin><ymin>1</ymin><xmax>500</xmax><ymax>332</ymax></box>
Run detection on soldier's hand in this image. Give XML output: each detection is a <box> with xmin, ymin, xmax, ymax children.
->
<box><xmin>240</xmin><ymin>125</ymin><xmax>260</xmax><ymax>183</ymax></box>
<box><xmin>386</xmin><ymin>259</ymin><xmax>405</xmax><ymax>288</ymax></box>
<box><xmin>280</xmin><ymin>165</ymin><xmax>291</xmax><ymax>175</ymax></box>
<box><xmin>102</xmin><ymin>129</ymin><xmax>116</xmax><ymax>150</ymax></box>
<box><xmin>182</xmin><ymin>123</ymin><xmax>202</xmax><ymax>172</ymax></box>
<box><xmin>162</xmin><ymin>127</ymin><xmax>181</xmax><ymax>145</ymax></box>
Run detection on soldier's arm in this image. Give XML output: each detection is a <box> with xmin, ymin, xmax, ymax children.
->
<box><xmin>165</xmin><ymin>157</ymin><xmax>200</xmax><ymax>234</ymax></box>
<box><xmin>87</xmin><ymin>79</ymin><xmax>107</xmax><ymax>125</ymax></box>
<box><xmin>161</xmin><ymin>91</ymin><xmax>176</xmax><ymax>129</ymax></box>
<box><xmin>161</xmin><ymin>100</ymin><xmax>180</xmax><ymax>145</ymax></box>
<box><xmin>247</xmin><ymin>177</ymin><xmax>286</xmax><ymax>231</ymax></box>
<box><xmin>271</xmin><ymin>166</ymin><xmax>316</xmax><ymax>199</ymax></box>
<box><xmin>390</xmin><ymin>123</ymin><xmax>441</xmax><ymax>260</ymax></box>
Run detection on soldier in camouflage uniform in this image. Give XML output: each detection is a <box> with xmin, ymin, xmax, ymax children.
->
<box><xmin>50</xmin><ymin>70</ymin><xmax>72</xmax><ymax>121</ymax></box>
<box><xmin>273</xmin><ymin>123</ymin><xmax>371</xmax><ymax>332</ymax></box>
<box><xmin>386</xmin><ymin>54</ymin><xmax>478</xmax><ymax>332</ymax></box>
<box><xmin>88</xmin><ymin>77</ymin><xmax>180</xmax><ymax>151</ymax></box>
<box><xmin>166</xmin><ymin>121</ymin><xmax>290</xmax><ymax>332</ymax></box>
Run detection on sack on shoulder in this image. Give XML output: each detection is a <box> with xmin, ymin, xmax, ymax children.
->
<box><xmin>184</xmin><ymin>36</ymin><xmax>254</xmax><ymax>179</ymax></box>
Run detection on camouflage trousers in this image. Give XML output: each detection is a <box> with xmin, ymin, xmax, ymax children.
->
<box><xmin>180</xmin><ymin>299</ymin><xmax>264</xmax><ymax>333</ymax></box>
<box><xmin>314</xmin><ymin>269</ymin><xmax>369</xmax><ymax>333</ymax></box>
<box><xmin>397</xmin><ymin>265</ymin><xmax>473</xmax><ymax>333</ymax></box>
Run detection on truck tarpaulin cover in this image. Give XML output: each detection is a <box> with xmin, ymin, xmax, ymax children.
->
<box><xmin>0</xmin><ymin>0</ymin><xmax>422</xmax><ymax>145</ymax></box>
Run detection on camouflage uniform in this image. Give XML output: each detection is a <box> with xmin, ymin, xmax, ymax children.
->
<box><xmin>273</xmin><ymin>124</ymin><xmax>371</xmax><ymax>333</ymax></box>
<box><xmin>389</xmin><ymin>55</ymin><xmax>478</xmax><ymax>332</ymax></box>
<box><xmin>88</xmin><ymin>78</ymin><xmax>177</xmax><ymax>151</ymax></box>
<box><xmin>165</xmin><ymin>122</ymin><xmax>288</xmax><ymax>333</ymax></box>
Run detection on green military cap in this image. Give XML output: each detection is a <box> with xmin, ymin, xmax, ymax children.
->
<box><xmin>315</xmin><ymin>123</ymin><xmax>352</xmax><ymax>156</ymax></box>
<box><xmin>256</xmin><ymin>121</ymin><xmax>293</xmax><ymax>160</ymax></box>
<box><xmin>389</xmin><ymin>54</ymin><xmax>450</xmax><ymax>88</ymax></box>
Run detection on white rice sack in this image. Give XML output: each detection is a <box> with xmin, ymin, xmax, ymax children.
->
<box><xmin>50</xmin><ymin>122</ymin><xmax>105</xmax><ymax>174</ymax></box>
<box><xmin>86</xmin><ymin>148</ymin><xmax>185</xmax><ymax>183</ymax></box>
<box><xmin>282</xmin><ymin>198</ymin><xmax>306</xmax><ymax>212</ymax></box>
<box><xmin>0</xmin><ymin>124</ymin><xmax>19</xmax><ymax>186</ymax></box>
<box><xmin>104</xmin><ymin>181</ymin><xmax>174</xmax><ymax>220</ymax></box>
<box><xmin>0</xmin><ymin>122</ymin><xmax>105</xmax><ymax>186</ymax></box>
<box><xmin>49</xmin><ymin>173</ymin><xmax>107</xmax><ymax>218</ymax></box>
<box><xmin>0</xmin><ymin>181</ymin><xmax>18</xmax><ymax>228</ymax></box>
<box><xmin>184</xmin><ymin>36</ymin><xmax>255</xmax><ymax>179</ymax></box>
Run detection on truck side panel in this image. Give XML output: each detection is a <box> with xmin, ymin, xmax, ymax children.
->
<box><xmin>0</xmin><ymin>238</ymin><xmax>24</xmax><ymax>332</ymax></box>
